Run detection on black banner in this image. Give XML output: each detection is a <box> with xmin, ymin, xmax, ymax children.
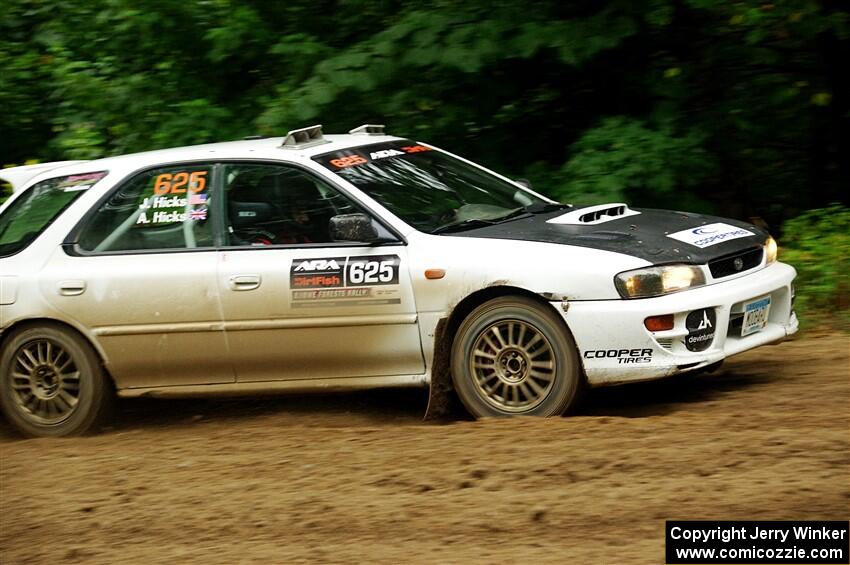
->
<box><xmin>666</xmin><ymin>521</ymin><xmax>849</xmax><ymax>564</ymax></box>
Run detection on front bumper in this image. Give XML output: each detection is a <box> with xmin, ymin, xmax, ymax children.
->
<box><xmin>562</xmin><ymin>261</ymin><xmax>798</xmax><ymax>386</ymax></box>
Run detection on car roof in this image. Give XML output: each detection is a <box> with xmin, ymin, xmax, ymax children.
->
<box><xmin>80</xmin><ymin>134</ymin><xmax>404</xmax><ymax>168</ymax></box>
<box><xmin>5</xmin><ymin>133</ymin><xmax>407</xmax><ymax>193</ymax></box>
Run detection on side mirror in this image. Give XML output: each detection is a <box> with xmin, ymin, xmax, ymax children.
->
<box><xmin>329</xmin><ymin>213</ymin><xmax>381</xmax><ymax>242</ymax></box>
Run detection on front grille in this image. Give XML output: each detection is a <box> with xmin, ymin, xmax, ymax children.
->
<box><xmin>708</xmin><ymin>247</ymin><xmax>763</xmax><ymax>279</ymax></box>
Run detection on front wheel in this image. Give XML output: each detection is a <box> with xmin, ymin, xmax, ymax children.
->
<box><xmin>0</xmin><ymin>325</ymin><xmax>113</xmax><ymax>437</ymax></box>
<box><xmin>451</xmin><ymin>296</ymin><xmax>582</xmax><ymax>418</ymax></box>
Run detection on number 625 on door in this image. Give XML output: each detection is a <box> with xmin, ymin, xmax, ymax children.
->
<box><xmin>346</xmin><ymin>255</ymin><xmax>400</xmax><ymax>286</ymax></box>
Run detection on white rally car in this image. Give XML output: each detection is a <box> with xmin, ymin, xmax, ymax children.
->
<box><xmin>0</xmin><ymin>125</ymin><xmax>797</xmax><ymax>436</ymax></box>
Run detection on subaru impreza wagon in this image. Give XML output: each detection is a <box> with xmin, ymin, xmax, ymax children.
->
<box><xmin>0</xmin><ymin>124</ymin><xmax>797</xmax><ymax>436</ymax></box>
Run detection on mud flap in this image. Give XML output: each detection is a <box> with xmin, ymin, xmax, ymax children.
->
<box><xmin>423</xmin><ymin>318</ymin><xmax>465</xmax><ymax>421</ymax></box>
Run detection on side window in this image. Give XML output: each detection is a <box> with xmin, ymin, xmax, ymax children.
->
<box><xmin>223</xmin><ymin>164</ymin><xmax>385</xmax><ymax>246</ymax></box>
<box><xmin>0</xmin><ymin>172</ymin><xmax>107</xmax><ymax>257</ymax></box>
<box><xmin>79</xmin><ymin>164</ymin><xmax>214</xmax><ymax>252</ymax></box>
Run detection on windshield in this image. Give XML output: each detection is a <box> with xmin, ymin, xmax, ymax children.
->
<box><xmin>314</xmin><ymin>141</ymin><xmax>549</xmax><ymax>233</ymax></box>
<box><xmin>0</xmin><ymin>171</ymin><xmax>107</xmax><ymax>257</ymax></box>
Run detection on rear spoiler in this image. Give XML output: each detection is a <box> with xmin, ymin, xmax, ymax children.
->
<box><xmin>0</xmin><ymin>161</ymin><xmax>89</xmax><ymax>193</ymax></box>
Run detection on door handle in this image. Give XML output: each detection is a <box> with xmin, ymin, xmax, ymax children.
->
<box><xmin>58</xmin><ymin>280</ymin><xmax>86</xmax><ymax>296</ymax></box>
<box><xmin>229</xmin><ymin>275</ymin><xmax>261</xmax><ymax>291</ymax></box>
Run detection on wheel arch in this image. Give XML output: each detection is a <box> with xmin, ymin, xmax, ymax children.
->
<box><xmin>424</xmin><ymin>284</ymin><xmax>582</xmax><ymax>419</ymax></box>
<box><xmin>447</xmin><ymin>286</ymin><xmax>564</xmax><ymax>345</ymax></box>
<box><xmin>0</xmin><ymin>317</ymin><xmax>116</xmax><ymax>388</ymax></box>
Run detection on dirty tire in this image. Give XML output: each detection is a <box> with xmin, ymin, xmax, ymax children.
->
<box><xmin>451</xmin><ymin>296</ymin><xmax>581</xmax><ymax>418</ymax></box>
<box><xmin>0</xmin><ymin>324</ymin><xmax>113</xmax><ymax>437</ymax></box>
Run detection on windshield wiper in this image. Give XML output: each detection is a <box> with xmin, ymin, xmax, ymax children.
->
<box><xmin>430</xmin><ymin>218</ymin><xmax>498</xmax><ymax>235</ymax></box>
<box><xmin>523</xmin><ymin>202</ymin><xmax>572</xmax><ymax>214</ymax></box>
<box><xmin>491</xmin><ymin>208</ymin><xmax>532</xmax><ymax>222</ymax></box>
<box><xmin>431</xmin><ymin>203</ymin><xmax>571</xmax><ymax>235</ymax></box>
<box><xmin>475</xmin><ymin>203</ymin><xmax>570</xmax><ymax>224</ymax></box>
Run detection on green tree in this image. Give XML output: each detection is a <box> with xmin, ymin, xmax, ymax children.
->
<box><xmin>0</xmin><ymin>0</ymin><xmax>847</xmax><ymax>230</ymax></box>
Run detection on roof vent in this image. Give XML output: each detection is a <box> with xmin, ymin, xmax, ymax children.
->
<box><xmin>280</xmin><ymin>125</ymin><xmax>330</xmax><ymax>149</ymax></box>
<box><xmin>349</xmin><ymin>124</ymin><xmax>386</xmax><ymax>136</ymax></box>
<box><xmin>546</xmin><ymin>203</ymin><xmax>640</xmax><ymax>225</ymax></box>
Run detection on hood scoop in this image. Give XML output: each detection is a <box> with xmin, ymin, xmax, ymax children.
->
<box><xmin>546</xmin><ymin>203</ymin><xmax>640</xmax><ymax>225</ymax></box>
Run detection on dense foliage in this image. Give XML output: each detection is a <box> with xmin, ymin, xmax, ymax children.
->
<box><xmin>2</xmin><ymin>0</ymin><xmax>847</xmax><ymax>223</ymax></box>
<box><xmin>1</xmin><ymin>1</ymin><xmax>848</xmax><ymax>323</ymax></box>
<box><xmin>780</xmin><ymin>204</ymin><xmax>850</xmax><ymax>329</ymax></box>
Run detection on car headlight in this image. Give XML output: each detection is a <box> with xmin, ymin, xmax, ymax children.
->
<box><xmin>615</xmin><ymin>265</ymin><xmax>706</xmax><ymax>299</ymax></box>
<box><xmin>764</xmin><ymin>235</ymin><xmax>778</xmax><ymax>264</ymax></box>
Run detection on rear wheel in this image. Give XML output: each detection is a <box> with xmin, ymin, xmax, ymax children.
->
<box><xmin>0</xmin><ymin>325</ymin><xmax>113</xmax><ymax>437</ymax></box>
<box><xmin>450</xmin><ymin>296</ymin><xmax>581</xmax><ymax>418</ymax></box>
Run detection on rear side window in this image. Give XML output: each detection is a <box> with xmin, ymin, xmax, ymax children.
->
<box><xmin>0</xmin><ymin>172</ymin><xmax>107</xmax><ymax>257</ymax></box>
<box><xmin>78</xmin><ymin>164</ymin><xmax>214</xmax><ymax>253</ymax></box>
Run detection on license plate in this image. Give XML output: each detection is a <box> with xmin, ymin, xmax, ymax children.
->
<box><xmin>742</xmin><ymin>296</ymin><xmax>771</xmax><ymax>336</ymax></box>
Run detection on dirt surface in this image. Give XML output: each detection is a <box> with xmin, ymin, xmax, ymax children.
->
<box><xmin>1</xmin><ymin>333</ymin><xmax>848</xmax><ymax>564</ymax></box>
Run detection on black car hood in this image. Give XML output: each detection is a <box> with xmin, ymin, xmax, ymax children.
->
<box><xmin>449</xmin><ymin>207</ymin><xmax>769</xmax><ymax>264</ymax></box>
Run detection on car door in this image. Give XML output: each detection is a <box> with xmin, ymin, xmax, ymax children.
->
<box><xmin>41</xmin><ymin>162</ymin><xmax>233</xmax><ymax>389</ymax></box>
<box><xmin>216</xmin><ymin>162</ymin><xmax>424</xmax><ymax>382</ymax></box>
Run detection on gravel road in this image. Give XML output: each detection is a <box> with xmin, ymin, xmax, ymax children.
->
<box><xmin>1</xmin><ymin>332</ymin><xmax>847</xmax><ymax>564</ymax></box>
